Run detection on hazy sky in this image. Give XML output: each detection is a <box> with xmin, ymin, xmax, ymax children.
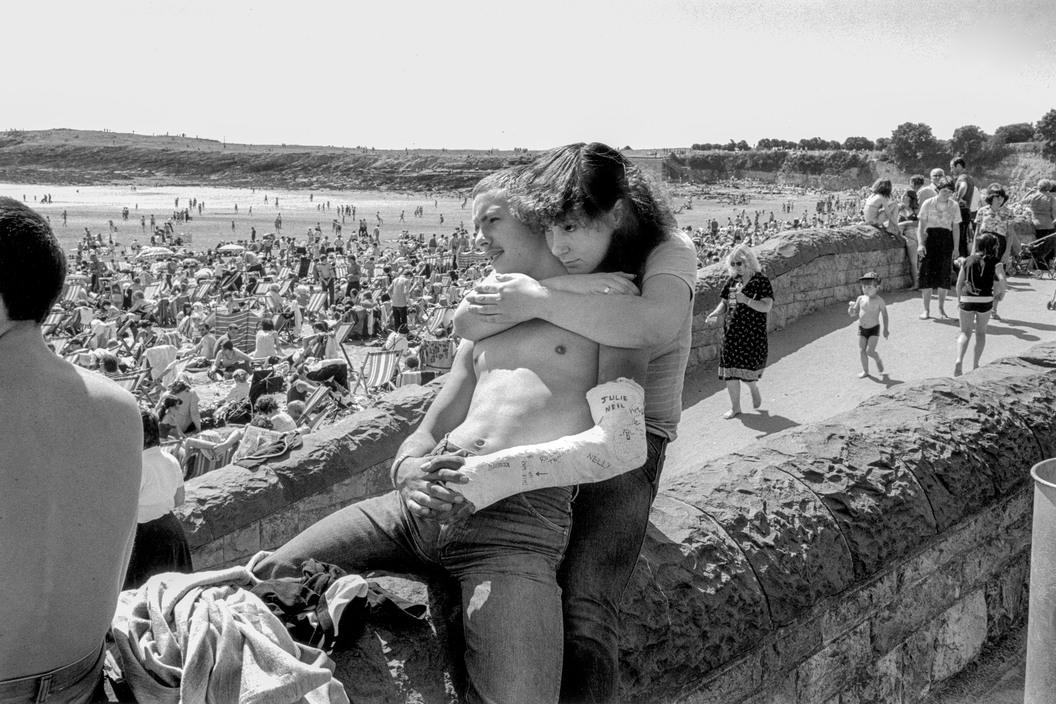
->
<box><xmin>5</xmin><ymin>0</ymin><xmax>1054</xmax><ymax>149</ymax></box>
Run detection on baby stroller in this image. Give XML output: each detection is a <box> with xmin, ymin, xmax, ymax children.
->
<box><xmin>1013</xmin><ymin>232</ymin><xmax>1056</xmax><ymax>279</ymax></box>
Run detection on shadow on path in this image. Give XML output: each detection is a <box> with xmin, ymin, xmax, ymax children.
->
<box><xmin>732</xmin><ymin>409</ymin><xmax>799</xmax><ymax>439</ymax></box>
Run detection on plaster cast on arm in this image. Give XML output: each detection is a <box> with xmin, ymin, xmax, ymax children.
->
<box><xmin>454</xmin><ymin>377</ymin><xmax>647</xmax><ymax>510</ymax></box>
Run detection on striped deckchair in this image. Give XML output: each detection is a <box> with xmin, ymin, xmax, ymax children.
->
<box><xmin>142</xmin><ymin>283</ymin><xmax>164</xmax><ymax>301</ymax></box>
<box><xmin>422</xmin><ymin>306</ymin><xmax>455</xmax><ymax>337</ymax></box>
<box><xmin>277</xmin><ymin>267</ymin><xmax>292</xmax><ymax>281</ymax></box>
<box><xmin>62</xmin><ymin>284</ymin><xmax>86</xmax><ymax>304</ymax></box>
<box><xmin>456</xmin><ymin>251</ymin><xmax>490</xmax><ymax>270</ymax></box>
<box><xmin>191</xmin><ymin>282</ymin><xmax>213</xmax><ymax>301</ymax></box>
<box><xmin>351</xmin><ymin>349</ymin><xmax>400</xmax><ymax>395</ymax></box>
<box><xmin>213</xmin><ymin>309</ymin><xmax>260</xmax><ymax>352</ymax></box>
<box><xmin>297</xmin><ymin>386</ymin><xmax>331</xmax><ymax>428</ymax></box>
<box><xmin>306</xmin><ymin>291</ymin><xmax>328</xmax><ymax>316</ymax></box>
<box><xmin>41</xmin><ymin>309</ymin><xmax>66</xmax><ymax>336</ymax></box>
<box><xmin>276</xmin><ymin>279</ymin><xmax>293</xmax><ymax>296</ymax></box>
<box><xmin>334</xmin><ymin>263</ymin><xmax>348</xmax><ymax>279</ymax></box>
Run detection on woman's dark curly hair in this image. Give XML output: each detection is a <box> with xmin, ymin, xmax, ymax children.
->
<box><xmin>514</xmin><ymin>142</ymin><xmax>675</xmax><ymax>287</ymax></box>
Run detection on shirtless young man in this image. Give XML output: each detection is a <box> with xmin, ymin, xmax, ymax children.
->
<box><xmin>0</xmin><ymin>198</ymin><xmax>141</xmax><ymax>702</ymax></box>
<box><xmin>253</xmin><ymin>173</ymin><xmax>647</xmax><ymax>704</ymax></box>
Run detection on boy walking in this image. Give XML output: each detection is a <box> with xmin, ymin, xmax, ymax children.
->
<box><xmin>847</xmin><ymin>272</ymin><xmax>890</xmax><ymax>378</ymax></box>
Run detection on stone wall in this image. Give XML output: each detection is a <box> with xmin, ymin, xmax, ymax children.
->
<box><xmin>323</xmin><ymin>342</ymin><xmax>1054</xmax><ymax>704</ymax></box>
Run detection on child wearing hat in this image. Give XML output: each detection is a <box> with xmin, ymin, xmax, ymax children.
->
<box><xmin>847</xmin><ymin>272</ymin><xmax>890</xmax><ymax>378</ymax></box>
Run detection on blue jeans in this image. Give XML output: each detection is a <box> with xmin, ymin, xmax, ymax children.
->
<box><xmin>558</xmin><ymin>433</ymin><xmax>668</xmax><ymax>703</ymax></box>
<box><xmin>253</xmin><ymin>439</ymin><xmax>572</xmax><ymax>704</ymax></box>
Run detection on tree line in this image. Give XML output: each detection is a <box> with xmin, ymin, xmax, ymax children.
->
<box><xmin>689</xmin><ymin>110</ymin><xmax>1056</xmax><ymax>173</ymax></box>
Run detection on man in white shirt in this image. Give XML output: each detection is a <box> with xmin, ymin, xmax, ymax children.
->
<box><xmin>388</xmin><ymin>268</ymin><xmax>411</xmax><ymax>332</ymax></box>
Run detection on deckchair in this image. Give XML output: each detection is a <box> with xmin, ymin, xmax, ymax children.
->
<box><xmin>277</xmin><ymin>267</ymin><xmax>292</xmax><ymax>281</ymax></box>
<box><xmin>351</xmin><ymin>349</ymin><xmax>400</xmax><ymax>395</ymax></box>
<box><xmin>191</xmin><ymin>282</ymin><xmax>213</xmax><ymax>302</ymax></box>
<box><xmin>330</xmin><ymin>322</ymin><xmax>356</xmax><ymax>368</ymax></box>
<box><xmin>334</xmin><ymin>263</ymin><xmax>348</xmax><ymax>280</ymax></box>
<box><xmin>213</xmin><ymin>309</ymin><xmax>260</xmax><ymax>352</ymax></box>
<box><xmin>296</xmin><ymin>385</ymin><xmax>332</xmax><ymax>428</ymax></box>
<box><xmin>422</xmin><ymin>306</ymin><xmax>455</xmax><ymax>338</ymax></box>
<box><xmin>61</xmin><ymin>284</ymin><xmax>86</xmax><ymax>304</ymax></box>
<box><xmin>306</xmin><ymin>291</ymin><xmax>328</xmax><ymax>316</ymax></box>
<box><xmin>142</xmin><ymin>283</ymin><xmax>164</xmax><ymax>301</ymax></box>
<box><xmin>276</xmin><ymin>279</ymin><xmax>293</xmax><ymax>296</ymax></box>
<box><xmin>41</xmin><ymin>309</ymin><xmax>66</xmax><ymax>337</ymax></box>
<box><xmin>111</xmin><ymin>368</ymin><xmax>151</xmax><ymax>396</ymax></box>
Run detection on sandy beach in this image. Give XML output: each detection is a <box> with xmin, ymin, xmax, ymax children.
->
<box><xmin>0</xmin><ymin>181</ymin><xmax>848</xmax><ymax>255</ymax></box>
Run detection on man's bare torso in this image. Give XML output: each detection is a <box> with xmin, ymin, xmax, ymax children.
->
<box><xmin>448</xmin><ymin>319</ymin><xmax>598</xmax><ymax>455</ymax></box>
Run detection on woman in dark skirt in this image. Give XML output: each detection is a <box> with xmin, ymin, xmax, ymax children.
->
<box><xmin>916</xmin><ymin>177</ymin><xmax>961</xmax><ymax>319</ymax></box>
<box><xmin>124</xmin><ymin>409</ymin><xmax>192</xmax><ymax>590</ymax></box>
<box><xmin>706</xmin><ymin>244</ymin><xmax>775</xmax><ymax>418</ymax></box>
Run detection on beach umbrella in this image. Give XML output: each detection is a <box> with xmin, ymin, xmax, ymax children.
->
<box><xmin>138</xmin><ymin>246</ymin><xmax>174</xmax><ymax>259</ymax></box>
<box><xmin>218</xmin><ymin>243</ymin><xmax>245</xmax><ymax>253</ymax></box>
<box><xmin>182</xmin><ymin>257</ymin><xmax>200</xmax><ymax>266</ymax></box>
<box><xmin>195</xmin><ymin>267</ymin><xmax>214</xmax><ymax>279</ymax></box>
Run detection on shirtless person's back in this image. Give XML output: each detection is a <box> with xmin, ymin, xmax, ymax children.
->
<box><xmin>0</xmin><ymin>197</ymin><xmax>141</xmax><ymax>696</ymax></box>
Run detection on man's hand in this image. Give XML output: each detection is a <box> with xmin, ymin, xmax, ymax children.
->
<box><xmin>395</xmin><ymin>454</ymin><xmax>472</xmax><ymax>522</ymax></box>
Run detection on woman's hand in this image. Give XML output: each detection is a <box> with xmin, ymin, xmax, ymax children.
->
<box><xmin>544</xmin><ymin>272</ymin><xmax>639</xmax><ymax>296</ymax></box>
<box><xmin>734</xmin><ymin>290</ymin><xmax>751</xmax><ymax>305</ymax></box>
<box><xmin>917</xmin><ymin>245</ymin><xmax>926</xmax><ymax>257</ymax></box>
<box><xmin>705</xmin><ymin>313</ymin><xmax>720</xmax><ymax>326</ymax></box>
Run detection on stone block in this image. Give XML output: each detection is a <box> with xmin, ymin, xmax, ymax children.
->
<box><xmin>838</xmin><ymin>647</ymin><xmax>901</xmax><ymax>704</ymax></box>
<box><xmin>760</xmin><ymin>611</ymin><xmax>823</xmax><ymax>682</ymax></box>
<box><xmin>677</xmin><ymin>651</ymin><xmax>762</xmax><ymax>704</ymax></box>
<box><xmin>931</xmin><ymin>590</ymin><xmax>987</xmax><ymax>683</ymax></box>
<box><xmin>819</xmin><ymin>570</ymin><xmax>897</xmax><ymax>643</ymax></box>
<box><xmin>984</xmin><ymin>551</ymin><xmax>1029</xmax><ymax>646</ymax></box>
<box><xmin>222</xmin><ymin>522</ymin><xmax>260</xmax><ymax>563</ymax></box>
<box><xmin>259</xmin><ymin>509</ymin><xmax>300</xmax><ymax>551</ymax></box>
<box><xmin>665</xmin><ymin>457</ymin><xmax>853</xmax><ymax>626</ymax></box>
<box><xmin>795</xmin><ymin>622</ymin><xmax>870</xmax><ymax>704</ymax></box>
<box><xmin>191</xmin><ymin>538</ymin><xmax>225</xmax><ymax>571</ymax></box>
<box><xmin>898</xmin><ymin>617</ymin><xmax>940</xmax><ymax>703</ymax></box>
<box><xmin>872</xmin><ymin>558</ymin><xmax>961</xmax><ymax>655</ymax></box>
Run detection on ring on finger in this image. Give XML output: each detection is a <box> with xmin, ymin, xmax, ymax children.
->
<box><xmin>603</xmin><ymin>286</ymin><xmax>611</xmax><ymax>294</ymax></box>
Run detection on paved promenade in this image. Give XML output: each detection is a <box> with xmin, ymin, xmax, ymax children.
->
<box><xmin>663</xmin><ymin>273</ymin><xmax>1056</xmax><ymax>484</ymax></box>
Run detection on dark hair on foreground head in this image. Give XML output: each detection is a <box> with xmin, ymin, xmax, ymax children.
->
<box><xmin>141</xmin><ymin>408</ymin><xmax>161</xmax><ymax>449</ymax></box>
<box><xmin>950</xmin><ymin>156</ymin><xmax>967</xmax><ymax>169</ymax></box>
<box><xmin>984</xmin><ymin>183</ymin><xmax>1008</xmax><ymax>206</ymax></box>
<box><xmin>871</xmin><ymin>178</ymin><xmax>893</xmax><ymax>197</ymax></box>
<box><xmin>974</xmin><ymin>232</ymin><xmax>999</xmax><ymax>259</ymax></box>
<box><xmin>936</xmin><ymin>176</ymin><xmax>957</xmax><ymax>193</ymax></box>
<box><xmin>254</xmin><ymin>396</ymin><xmax>279</xmax><ymax>415</ymax></box>
<box><xmin>910</xmin><ymin>174</ymin><xmax>926</xmax><ymax>189</ymax></box>
<box><xmin>517</xmin><ymin>142</ymin><xmax>674</xmax><ymax>285</ymax></box>
<box><xmin>0</xmin><ymin>197</ymin><xmax>67</xmax><ymax>324</ymax></box>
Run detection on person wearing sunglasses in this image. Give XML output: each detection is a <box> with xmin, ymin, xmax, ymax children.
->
<box><xmin>705</xmin><ymin>244</ymin><xmax>774</xmax><ymax>418</ymax></box>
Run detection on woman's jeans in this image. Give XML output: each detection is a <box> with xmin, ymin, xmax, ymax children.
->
<box><xmin>253</xmin><ymin>440</ymin><xmax>572</xmax><ymax>704</ymax></box>
<box><xmin>558</xmin><ymin>432</ymin><xmax>669</xmax><ymax>704</ymax></box>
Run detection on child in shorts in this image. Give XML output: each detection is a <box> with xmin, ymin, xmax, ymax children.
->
<box><xmin>847</xmin><ymin>272</ymin><xmax>890</xmax><ymax>378</ymax></box>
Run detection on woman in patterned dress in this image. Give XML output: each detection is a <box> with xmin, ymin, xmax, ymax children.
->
<box><xmin>705</xmin><ymin>244</ymin><xmax>774</xmax><ymax>418</ymax></box>
<box><xmin>972</xmin><ymin>183</ymin><xmax>1014</xmax><ymax>319</ymax></box>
